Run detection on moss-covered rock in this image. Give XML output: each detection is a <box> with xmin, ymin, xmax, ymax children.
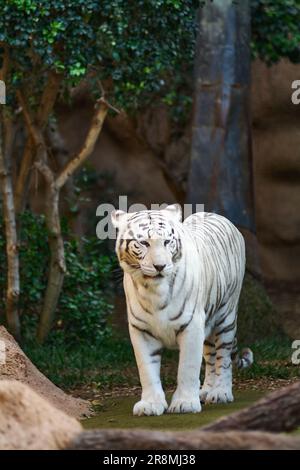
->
<box><xmin>238</xmin><ymin>273</ymin><xmax>280</xmax><ymax>345</ymax></box>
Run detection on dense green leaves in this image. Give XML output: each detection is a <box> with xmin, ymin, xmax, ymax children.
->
<box><xmin>1</xmin><ymin>1</ymin><xmax>300</xmax><ymax>111</ymax></box>
<box><xmin>251</xmin><ymin>0</ymin><xmax>300</xmax><ymax>64</ymax></box>
<box><xmin>0</xmin><ymin>0</ymin><xmax>198</xmax><ymax>110</ymax></box>
<box><xmin>0</xmin><ymin>211</ymin><xmax>114</xmax><ymax>344</ymax></box>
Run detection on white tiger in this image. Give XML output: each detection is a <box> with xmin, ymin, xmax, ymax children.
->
<box><xmin>111</xmin><ymin>204</ymin><xmax>253</xmax><ymax>416</ymax></box>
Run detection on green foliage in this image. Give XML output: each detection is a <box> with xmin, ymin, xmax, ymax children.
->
<box><xmin>24</xmin><ymin>327</ymin><xmax>299</xmax><ymax>389</ymax></box>
<box><xmin>1</xmin><ymin>1</ymin><xmax>299</xmax><ymax>118</ymax></box>
<box><xmin>56</xmin><ymin>236</ymin><xmax>114</xmax><ymax>345</ymax></box>
<box><xmin>237</xmin><ymin>273</ymin><xmax>280</xmax><ymax>345</ymax></box>
<box><xmin>0</xmin><ymin>211</ymin><xmax>114</xmax><ymax>345</ymax></box>
<box><xmin>0</xmin><ymin>0</ymin><xmax>198</xmax><ymax>111</ymax></box>
<box><xmin>251</xmin><ymin>0</ymin><xmax>300</xmax><ymax>64</ymax></box>
<box><xmin>23</xmin><ymin>331</ymin><xmax>134</xmax><ymax>388</ymax></box>
<box><xmin>237</xmin><ymin>335</ymin><xmax>299</xmax><ymax>380</ymax></box>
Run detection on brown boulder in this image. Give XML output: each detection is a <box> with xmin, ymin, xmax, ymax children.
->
<box><xmin>0</xmin><ymin>326</ymin><xmax>91</xmax><ymax>419</ymax></box>
<box><xmin>0</xmin><ymin>380</ymin><xmax>82</xmax><ymax>450</ymax></box>
<box><xmin>252</xmin><ymin>59</ymin><xmax>300</xmax><ymax>284</ymax></box>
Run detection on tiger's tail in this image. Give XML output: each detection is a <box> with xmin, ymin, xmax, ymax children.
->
<box><xmin>231</xmin><ymin>337</ymin><xmax>254</xmax><ymax>369</ymax></box>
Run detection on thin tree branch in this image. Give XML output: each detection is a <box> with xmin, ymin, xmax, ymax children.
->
<box><xmin>16</xmin><ymin>90</ymin><xmax>44</xmax><ymax>148</ymax></box>
<box><xmin>17</xmin><ymin>90</ymin><xmax>54</xmax><ymax>187</ymax></box>
<box><xmin>0</xmin><ymin>44</ymin><xmax>9</xmax><ymax>81</ymax></box>
<box><xmin>37</xmin><ymin>71</ymin><xmax>63</xmax><ymax>127</ymax></box>
<box><xmin>0</xmin><ymin>48</ymin><xmax>21</xmax><ymax>339</ymax></box>
<box><xmin>55</xmin><ymin>97</ymin><xmax>110</xmax><ymax>190</ymax></box>
<box><xmin>15</xmin><ymin>71</ymin><xmax>63</xmax><ymax>212</ymax></box>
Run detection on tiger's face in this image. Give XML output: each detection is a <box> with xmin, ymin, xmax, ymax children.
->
<box><xmin>111</xmin><ymin>204</ymin><xmax>182</xmax><ymax>281</ymax></box>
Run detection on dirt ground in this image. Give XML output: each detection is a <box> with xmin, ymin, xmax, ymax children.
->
<box><xmin>71</xmin><ymin>376</ymin><xmax>299</xmax><ymax>402</ymax></box>
<box><xmin>82</xmin><ymin>390</ymin><xmax>263</xmax><ymax>431</ymax></box>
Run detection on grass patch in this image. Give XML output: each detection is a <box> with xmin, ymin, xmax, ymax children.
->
<box><xmin>83</xmin><ymin>390</ymin><xmax>264</xmax><ymax>430</ymax></box>
<box><xmin>237</xmin><ymin>336</ymin><xmax>299</xmax><ymax>380</ymax></box>
<box><xmin>23</xmin><ymin>330</ymin><xmax>135</xmax><ymax>389</ymax></box>
<box><xmin>23</xmin><ymin>327</ymin><xmax>300</xmax><ymax>391</ymax></box>
<box><xmin>238</xmin><ymin>273</ymin><xmax>279</xmax><ymax>344</ymax></box>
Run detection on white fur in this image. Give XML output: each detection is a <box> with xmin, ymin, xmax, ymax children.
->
<box><xmin>112</xmin><ymin>205</ymin><xmax>250</xmax><ymax>416</ymax></box>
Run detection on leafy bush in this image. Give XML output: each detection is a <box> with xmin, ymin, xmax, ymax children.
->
<box><xmin>238</xmin><ymin>272</ymin><xmax>281</xmax><ymax>345</ymax></box>
<box><xmin>0</xmin><ymin>211</ymin><xmax>114</xmax><ymax>345</ymax></box>
<box><xmin>251</xmin><ymin>0</ymin><xmax>300</xmax><ymax>64</ymax></box>
<box><xmin>0</xmin><ymin>0</ymin><xmax>199</xmax><ymax>111</ymax></box>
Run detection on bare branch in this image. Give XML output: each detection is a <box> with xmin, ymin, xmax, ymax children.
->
<box><xmin>0</xmin><ymin>44</ymin><xmax>9</xmax><ymax>81</ymax></box>
<box><xmin>34</xmin><ymin>160</ymin><xmax>54</xmax><ymax>185</ymax></box>
<box><xmin>17</xmin><ymin>90</ymin><xmax>55</xmax><ymax>189</ymax></box>
<box><xmin>15</xmin><ymin>72</ymin><xmax>63</xmax><ymax>213</ymax></box>
<box><xmin>37</xmin><ymin>71</ymin><xmax>63</xmax><ymax>129</ymax></box>
<box><xmin>97</xmin><ymin>80</ymin><xmax>106</xmax><ymax>98</ymax></box>
<box><xmin>16</xmin><ymin>90</ymin><xmax>43</xmax><ymax>148</ymax></box>
<box><xmin>14</xmin><ymin>139</ymin><xmax>34</xmax><ymax>213</ymax></box>
<box><xmin>0</xmin><ymin>113</ymin><xmax>21</xmax><ymax>340</ymax></box>
<box><xmin>55</xmin><ymin>97</ymin><xmax>110</xmax><ymax>189</ymax></box>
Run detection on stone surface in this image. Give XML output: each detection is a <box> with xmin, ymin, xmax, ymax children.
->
<box><xmin>252</xmin><ymin>59</ymin><xmax>300</xmax><ymax>284</ymax></box>
<box><xmin>27</xmin><ymin>59</ymin><xmax>300</xmax><ymax>333</ymax></box>
<box><xmin>51</xmin><ymin>59</ymin><xmax>300</xmax><ymax>286</ymax></box>
<box><xmin>0</xmin><ymin>380</ymin><xmax>82</xmax><ymax>450</ymax></box>
<box><xmin>0</xmin><ymin>326</ymin><xmax>91</xmax><ymax>419</ymax></box>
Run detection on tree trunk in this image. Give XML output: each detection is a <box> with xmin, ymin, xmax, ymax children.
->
<box><xmin>186</xmin><ymin>0</ymin><xmax>259</xmax><ymax>275</ymax></box>
<box><xmin>46</xmin><ymin>122</ymin><xmax>77</xmax><ymax>227</ymax></box>
<box><xmin>14</xmin><ymin>137</ymin><xmax>34</xmax><ymax>214</ymax></box>
<box><xmin>37</xmin><ymin>100</ymin><xmax>109</xmax><ymax>342</ymax></box>
<box><xmin>15</xmin><ymin>71</ymin><xmax>62</xmax><ymax>214</ymax></box>
<box><xmin>36</xmin><ymin>183</ymin><xmax>66</xmax><ymax>343</ymax></box>
<box><xmin>202</xmin><ymin>380</ymin><xmax>300</xmax><ymax>433</ymax></box>
<box><xmin>18</xmin><ymin>90</ymin><xmax>110</xmax><ymax>342</ymax></box>
<box><xmin>0</xmin><ymin>115</ymin><xmax>21</xmax><ymax>340</ymax></box>
<box><xmin>69</xmin><ymin>429</ymin><xmax>300</xmax><ymax>450</ymax></box>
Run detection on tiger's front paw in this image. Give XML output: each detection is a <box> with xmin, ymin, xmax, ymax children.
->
<box><xmin>168</xmin><ymin>396</ymin><xmax>201</xmax><ymax>414</ymax></box>
<box><xmin>133</xmin><ymin>399</ymin><xmax>167</xmax><ymax>416</ymax></box>
<box><xmin>205</xmin><ymin>386</ymin><xmax>234</xmax><ymax>404</ymax></box>
<box><xmin>200</xmin><ymin>385</ymin><xmax>213</xmax><ymax>403</ymax></box>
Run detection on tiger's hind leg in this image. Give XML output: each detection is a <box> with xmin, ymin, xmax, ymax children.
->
<box><xmin>200</xmin><ymin>337</ymin><xmax>216</xmax><ymax>403</ymax></box>
<box><xmin>205</xmin><ymin>305</ymin><xmax>237</xmax><ymax>404</ymax></box>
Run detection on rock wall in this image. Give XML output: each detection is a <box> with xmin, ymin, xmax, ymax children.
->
<box><xmin>252</xmin><ymin>59</ymin><xmax>300</xmax><ymax>284</ymax></box>
<box><xmin>53</xmin><ymin>60</ymin><xmax>300</xmax><ymax>285</ymax></box>
<box><xmin>47</xmin><ymin>59</ymin><xmax>300</xmax><ymax>333</ymax></box>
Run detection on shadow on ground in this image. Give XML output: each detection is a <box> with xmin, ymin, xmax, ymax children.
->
<box><xmin>83</xmin><ymin>390</ymin><xmax>264</xmax><ymax>431</ymax></box>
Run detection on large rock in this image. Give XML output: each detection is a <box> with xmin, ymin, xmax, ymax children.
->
<box><xmin>28</xmin><ymin>59</ymin><xmax>300</xmax><ymax>334</ymax></box>
<box><xmin>0</xmin><ymin>380</ymin><xmax>82</xmax><ymax>450</ymax></box>
<box><xmin>69</xmin><ymin>428</ymin><xmax>300</xmax><ymax>450</ymax></box>
<box><xmin>252</xmin><ymin>59</ymin><xmax>300</xmax><ymax>285</ymax></box>
<box><xmin>52</xmin><ymin>59</ymin><xmax>300</xmax><ymax>286</ymax></box>
<box><xmin>251</xmin><ymin>59</ymin><xmax>300</xmax><ymax>337</ymax></box>
<box><xmin>0</xmin><ymin>326</ymin><xmax>90</xmax><ymax>419</ymax></box>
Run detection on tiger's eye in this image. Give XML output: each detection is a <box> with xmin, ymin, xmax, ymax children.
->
<box><xmin>164</xmin><ymin>239</ymin><xmax>170</xmax><ymax>246</ymax></box>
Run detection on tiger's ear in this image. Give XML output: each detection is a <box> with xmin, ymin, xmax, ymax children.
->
<box><xmin>111</xmin><ymin>209</ymin><xmax>128</xmax><ymax>228</ymax></box>
<box><xmin>162</xmin><ymin>204</ymin><xmax>182</xmax><ymax>223</ymax></box>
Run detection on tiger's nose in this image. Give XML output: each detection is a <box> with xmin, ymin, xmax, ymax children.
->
<box><xmin>153</xmin><ymin>264</ymin><xmax>166</xmax><ymax>273</ymax></box>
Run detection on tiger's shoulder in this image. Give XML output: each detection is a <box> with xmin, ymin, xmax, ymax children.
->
<box><xmin>182</xmin><ymin>212</ymin><xmax>245</xmax><ymax>254</ymax></box>
<box><xmin>183</xmin><ymin>212</ymin><xmax>243</xmax><ymax>235</ymax></box>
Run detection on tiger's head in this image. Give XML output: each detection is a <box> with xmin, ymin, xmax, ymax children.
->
<box><xmin>111</xmin><ymin>204</ymin><xmax>182</xmax><ymax>282</ymax></box>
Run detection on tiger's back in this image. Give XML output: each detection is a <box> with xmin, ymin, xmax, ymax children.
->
<box><xmin>184</xmin><ymin>212</ymin><xmax>245</xmax><ymax>336</ymax></box>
